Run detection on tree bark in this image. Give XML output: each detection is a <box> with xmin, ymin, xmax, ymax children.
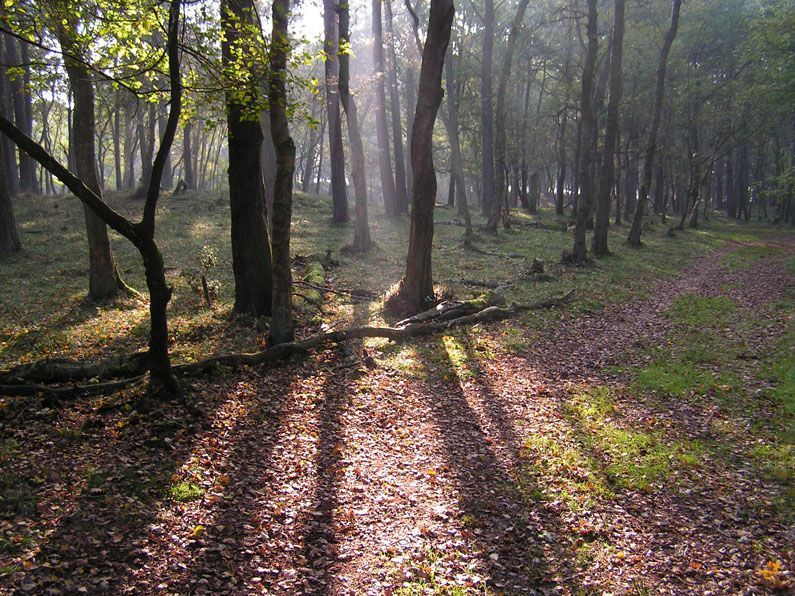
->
<box><xmin>443</xmin><ymin>47</ymin><xmax>472</xmax><ymax>236</ymax></box>
<box><xmin>384</xmin><ymin>0</ymin><xmax>409</xmax><ymax>212</ymax></box>
<box><xmin>0</xmin><ymin>34</ymin><xmax>18</xmax><ymax>195</ymax></box>
<box><xmin>157</xmin><ymin>103</ymin><xmax>173</xmax><ymax>189</ymax></box>
<box><xmin>222</xmin><ymin>0</ymin><xmax>274</xmax><ymax>316</ymax></box>
<box><xmin>627</xmin><ymin>0</ymin><xmax>681</xmax><ymax>246</ymax></box>
<box><xmin>0</xmin><ymin>140</ymin><xmax>20</xmax><ymax>256</ymax></box>
<box><xmin>572</xmin><ymin>0</ymin><xmax>598</xmax><ymax>263</ymax></box>
<box><xmin>5</xmin><ymin>36</ymin><xmax>35</xmax><ymax>193</ymax></box>
<box><xmin>182</xmin><ymin>121</ymin><xmax>195</xmax><ymax>190</ymax></box>
<box><xmin>480</xmin><ymin>0</ymin><xmax>494</xmax><ymax>217</ymax></box>
<box><xmin>486</xmin><ymin>0</ymin><xmax>530</xmax><ymax>234</ymax></box>
<box><xmin>394</xmin><ymin>0</ymin><xmax>454</xmax><ymax>312</ymax></box>
<box><xmin>269</xmin><ymin>0</ymin><xmax>296</xmax><ymax>344</ymax></box>
<box><xmin>323</xmin><ymin>0</ymin><xmax>349</xmax><ymax>223</ymax></box>
<box><xmin>56</xmin><ymin>16</ymin><xmax>125</xmax><ymax>300</ymax></box>
<box><xmin>339</xmin><ymin>0</ymin><xmax>373</xmax><ymax>251</ymax></box>
<box><xmin>592</xmin><ymin>0</ymin><xmax>624</xmax><ymax>256</ymax></box>
<box><xmin>372</xmin><ymin>0</ymin><xmax>399</xmax><ymax>217</ymax></box>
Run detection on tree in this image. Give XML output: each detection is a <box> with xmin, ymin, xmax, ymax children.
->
<box><xmin>627</xmin><ymin>0</ymin><xmax>681</xmax><ymax>246</ymax></box>
<box><xmin>571</xmin><ymin>0</ymin><xmax>598</xmax><ymax>263</ymax></box>
<box><xmin>486</xmin><ymin>0</ymin><xmax>530</xmax><ymax>234</ymax></box>
<box><xmin>0</xmin><ymin>144</ymin><xmax>20</xmax><ymax>256</ymax></box>
<box><xmin>5</xmin><ymin>35</ymin><xmax>36</xmax><ymax>193</ymax></box>
<box><xmin>592</xmin><ymin>0</ymin><xmax>625</xmax><ymax>256</ymax></box>
<box><xmin>323</xmin><ymin>0</ymin><xmax>349</xmax><ymax>223</ymax></box>
<box><xmin>221</xmin><ymin>0</ymin><xmax>274</xmax><ymax>315</ymax></box>
<box><xmin>480</xmin><ymin>0</ymin><xmax>494</xmax><ymax>217</ymax></box>
<box><xmin>339</xmin><ymin>0</ymin><xmax>373</xmax><ymax>252</ymax></box>
<box><xmin>384</xmin><ymin>0</ymin><xmax>409</xmax><ymax>212</ymax></box>
<box><xmin>269</xmin><ymin>0</ymin><xmax>295</xmax><ymax>344</ymax></box>
<box><xmin>372</xmin><ymin>0</ymin><xmax>399</xmax><ymax>217</ymax></box>
<box><xmin>393</xmin><ymin>0</ymin><xmax>454</xmax><ymax>313</ymax></box>
<box><xmin>0</xmin><ymin>0</ymin><xmax>183</xmax><ymax>396</ymax></box>
<box><xmin>443</xmin><ymin>43</ymin><xmax>472</xmax><ymax>236</ymax></box>
<box><xmin>53</xmin><ymin>1</ymin><xmax>130</xmax><ymax>300</ymax></box>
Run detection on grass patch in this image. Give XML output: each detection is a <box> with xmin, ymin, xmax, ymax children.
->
<box><xmin>633</xmin><ymin>362</ymin><xmax>717</xmax><ymax>396</ymax></box>
<box><xmin>567</xmin><ymin>386</ymin><xmax>702</xmax><ymax>492</ymax></box>
<box><xmin>723</xmin><ymin>245</ymin><xmax>779</xmax><ymax>271</ymax></box>
<box><xmin>0</xmin><ymin>474</ymin><xmax>37</xmax><ymax>515</ymax></box>
<box><xmin>668</xmin><ymin>294</ymin><xmax>735</xmax><ymax>327</ymax></box>
<box><xmin>169</xmin><ymin>480</ymin><xmax>205</xmax><ymax>502</ymax></box>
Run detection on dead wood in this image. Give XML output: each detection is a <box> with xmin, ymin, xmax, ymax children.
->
<box><xmin>0</xmin><ymin>290</ymin><xmax>575</xmax><ymax>395</ymax></box>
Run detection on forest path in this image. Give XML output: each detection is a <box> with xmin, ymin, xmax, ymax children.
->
<box><xmin>2</xmin><ymin>234</ymin><xmax>793</xmax><ymax>594</ymax></box>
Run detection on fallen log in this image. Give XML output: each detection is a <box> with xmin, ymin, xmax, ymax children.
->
<box><xmin>0</xmin><ymin>352</ymin><xmax>149</xmax><ymax>384</ymax></box>
<box><xmin>395</xmin><ymin>291</ymin><xmax>504</xmax><ymax>327</ymax></box>
<box><xmin>0</xmin><ymin>290</ymin><xmax>575</xmax><ymax>396</ymax></box>
<box><xmin>174</xmin><ymin>290</ymin><xmax>574</xmax><ymax>376</ymax></box>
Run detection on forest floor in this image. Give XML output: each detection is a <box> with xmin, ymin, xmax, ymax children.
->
<box><xmin>0</xmin><ymin>191</ymin><xmax>793</xmax><ymax>594</ymax></box>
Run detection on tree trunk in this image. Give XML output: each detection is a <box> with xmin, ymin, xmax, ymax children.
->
<box><xmin>0</xmin><ymin>34</ymin><xmax>18</xmax><ymax>195</ymax></box>
<box><xmin>123</xmin><ymin>99</ymin><xmax>136</xmax><ymax>190</ymax></box>
<box><xmin>592</xmin><ymin>0</ymin><xmax>624</xmax><ymax>256</ymax></box>
<box><xmin>136</xmin><ymin>102</ymin><xmax>156</xmax><ymax>198</ymax></box>
<box><xmin>443</xmin><ymin>48</ymin><xmax>472</xmax><ymax>235</ymax></box>
<box><xmin>324</xmin><ymin>0</ymin><xmax>349</xmax><ymax>223</ymax></box>
<box><xmin>183</xmin><ymin>121</ymin><xmax>195</xmax><ymax>190</ymax></box>
<box><xmin>113</xmin><ymin>92</ymin><xmax>123</xmax><ymax>191</ymax></box>
<box><xmin>269</xmin><ymin>0</ymin><xmax>296</xmax><ymax>344</ymax></box>
<box><xmin>372</xmin><ymin>0</ymin><xmax>399</xmax><ymax>217</ymax></box>
<box><xmin>57</xmin><ymin>24</ymin><xmax>125</xmax><ymax>300</ymax></box>
<box><xmin>222</xmin><ymin>0</ymin><xmax>274</xmax><ymax>316</ymax></box>
<box><xmin>5</xmin><ymin>36</ymin><xmax>35</xmax><ymax>193</ymax></box>
<box><xmin>384</xmin><ymin>0</ymin><xmax>409</xmax><ymax>213</ymax></box>
<box><xmin>395</xmin><ymin>0</ymin><xmax>454</xmax><ymax>312</ymax></box>
<box><xmin>480</xmin><ymin>0</ymin><xmax>495</xmax><ymax>217</ymax></box>
<box><xmin>339</xmin><ymin>0</ymin><xmax>373</xmax><ymax>251</ymax></box>
<box><xmin>572</xmin><ymin>0</ymin><xmax>598</xmax><ymax>263</ymax></box>
<box><xmin>627</xmin><ymin>0</ymin><xmax>681</xmax><ymax>246</ymax></box>
<box><xmin>486</xmin><ymin>0</ymin><xmax>530</xmax><ymax>234</ymax></box>
<box><xmin>0</xmin><ymin>142</ymin><xmax>20</xmax><ymax>256</ymax></box>
<box><xmin>157</xmin><ymin>103</ymin><xmax>173</xmax><ymax>189</ymax></box>
<box><xmin>555</xmin><ymin>110</ymin><xmax>567</xmax><ymax>217</ymax></box>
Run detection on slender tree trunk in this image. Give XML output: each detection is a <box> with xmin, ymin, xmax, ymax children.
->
<box><xmin>384</xmin><ymin>0</ymin><xmax>409</xmax><ymax>212</ymax></box>
<box><xmin>57</xmin><ymin>24</ymin><xmax>125</xmax><ymax>300</ymax></box>
<box><xmin>555</xmin><ymin>110</ymin><xmax>567</xmax><ymax>216</ymax></box>
<box><xmin>113</xmin><ymin>92</ymin><xmax>123</xmax><ymax>191</ymax></box>
<box><xmin>395</xmin><ymin>0</ymin><xmax>453</xmax><ymax>312</ymax></box>
<box><xmin>269</xmin><ymin>0</ymin><xmax>296</xmax><ymax>344</ymax></box>
<box><xmin>405</xmin><ymin>66</ymin><xmax>416</xmax><ymax>193</ymax></box>
<box><xmin>157</xmin><ymin>103</ymin><xmax>173</xmax><ymax>189</ymax></box>
<box><xmin>443</xmin><ymin>48</ymin><xmax>472</xmax><ymax>235</ymax></box>
<box><xmin>0</xmin><ymin>35</ymin><xmax>18</xmax><ymax>194</ymax></box>
<box><xmin>373</xmin><ymin>0</ymin><xmax>399</xmax><ymax>217</ymax></box>
<box><xmin>592</xmin><ymin>0</ymin><xmax>624</xmax><ymax>256</ymax></box>
<box><xmin>183</xmin><ymin>121</ymin><xmax>195</xmax><ymax>189</ymax></box>
<box><xmin>486</xmin><ymin>0</ymin><xmax>530</xmax><ymax>234</ymax></box>
<box><xmin>324</xmin><ymin>0</ymin><xmax>349</xmax><ymax>223</ymax></box>
<box><xmin>123</xmin><ymin>99</ymin><xmax>136</xmax><ymax>190</ymax></box>
<box><xmin>136</xmin><ymin>102</ymin><xmax>156</xmax><ymax>198</ymax></box>
<box><xmin>222</xmin><ymin>0</ymin><xmax>273</xmax><ymax>316</ymax></box>
<box><xmin>628</xmin><ymin>0</ymin><xmax>681</xmax><ymax>246</ymax></box>
<box><xmin>572</xmin><ymin>0</ymin><xmax>598</xmax><ymax>263</ymax></box>
<box><xmin>480</xmin><ymin>0</ymin><xmax>494</xmax><ymax>217</ymax></box>
<box><xmin>339</xmin><ymin>0</ymin><xmax>373</xmax><ymax>251</ymax></box>
<box><xmin>6</xmin><ymin>36</ymin><xmax>35</xmax><ymax>193</ymax></box>
<box><xmin>0</xmin><ymin>142</ymin><xmax>20</xmax><ymax>256</ymax></box>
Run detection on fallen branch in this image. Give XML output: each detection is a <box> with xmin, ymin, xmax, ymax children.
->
<box><xmin>293</xmin><ymin>280</ymin><xmax>378</xmax><ymax>301</ymax></box>
<box><xmin>174</xmin><ymin>290</ymin><xmax>575</xmax><ymax>376</ymax></box>
<box><xmin>0</xmin><ymin>290</ymin><xmax>575</xmax><ymax>395</ymax></box>
<box><xmin>0</xmin><ymin>376</ymin><xmax>146</xmax><ymax>400</ymax></box>
<box><xmin>0</xmin><ymin>352</ymin><xmax>148</xmax><ymax>384</ymax></box>
<box><xmin>395</xmin><ymin>291</ymin><xmax>504</xmax><ymax>327</ymax></box>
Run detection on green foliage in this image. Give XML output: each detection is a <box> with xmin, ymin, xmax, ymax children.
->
<box><xmin>723</xmin><ymin>245</ymin><xmax>779</xmax><ymax>271</ymax></box>
<box><xmin>169</xmin><ymin>480</ymin><xmax>205</xmax><ymax>502</ymax></box>
<box><xmin>668</xmin><ymin>295</ymin><xmax>735</xmax><ymax>327</ymax></box>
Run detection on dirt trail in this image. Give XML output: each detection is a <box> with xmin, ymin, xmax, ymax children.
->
<box><xmin>2</xmin><ymin>236</ymin><xmax>793</xmax><ymax>595</ymax></box>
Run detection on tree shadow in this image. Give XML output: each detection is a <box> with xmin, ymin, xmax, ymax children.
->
<box><xmin>411</xmin><ymin>334</ymin><xmax>575</xmax><ymax>591</ymax></box>
<box><xmin>0</xmin><ymin>365</ymin><xmax>293</xmax><ymax>593</ymax></box>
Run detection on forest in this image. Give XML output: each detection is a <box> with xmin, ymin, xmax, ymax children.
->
<box><xmin>0</xmin><ymin>0</ymin><xmax>793</xmax><ymax>592</ymax></box>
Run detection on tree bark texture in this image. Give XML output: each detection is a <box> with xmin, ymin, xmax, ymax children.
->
<box><xmin>396</xmin><ymin>0</ymin><xmax>454</xmax><ymax>312</ymax></box>
<box><xmin>222</xmin><ymin>0</ymin><xmax>274</xmax><ymax>316</ymax></box>
<box><xmin>628</xmin><ymin>0</ymin><xmax>681</xmax><ymax>246</ymax></box>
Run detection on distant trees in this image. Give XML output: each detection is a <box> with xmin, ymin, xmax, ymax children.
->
<box><xmin>323</xmin><ymin>0</ymin><xmax>348</xmax><ymax>223</ymax></box>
